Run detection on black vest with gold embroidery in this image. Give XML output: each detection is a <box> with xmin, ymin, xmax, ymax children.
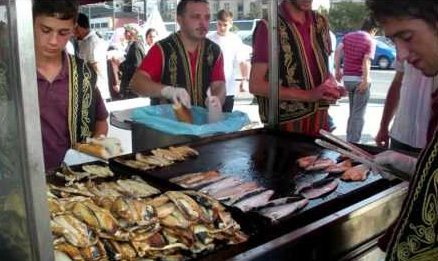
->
<box><xmin>256</xmin><ymin>11</ymin><xmax>331</xmax><ymax>123</ymax></box>
<box><xmin>154</xmin><ymin>33</ymin><xmax>222</xmax><ymax>107</ymax></box>
<box><xmin>67</xmin><ymin>54</ymin><xmax>98</xmax><ymax>144</ymax></box>
<box><xmin>386</xmin><ymin>131</ymin><xmax>438</xmax><ymax>261</ymax></box>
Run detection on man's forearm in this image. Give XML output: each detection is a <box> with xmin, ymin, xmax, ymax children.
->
<box><xmin>93</xmin><ymin>119</ymin><xmax>108</xmax><ymax>137</ymax></box>
<box><xmin>380</xmin><ymin>72</ymin><xmax>403</xmax><ymax>129</ymax></box>
<box><xmin>130</xmin><ymin>70</ymin><xmax>164</xmax><ymax>97</ymax></box>
<box><xmin>362</xmin><ymin>55</ymin><xmax>371</xmax><ymax>83</ymax></box>
<box><xmin>210</xmin><ymin>81</ymin><xmax>226</xmax><ymax>104</ymax></box>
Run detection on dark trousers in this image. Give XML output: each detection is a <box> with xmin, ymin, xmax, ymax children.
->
<box><xmin>222</xmin><ymin>95</ymin><xmax>235</xmax><ymax>112</ymax></box>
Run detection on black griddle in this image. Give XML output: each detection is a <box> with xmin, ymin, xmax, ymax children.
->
<box><xmin>107</xmin><ymin>128</ymin><xmax>398</xmax><ymax>260</ymax></box>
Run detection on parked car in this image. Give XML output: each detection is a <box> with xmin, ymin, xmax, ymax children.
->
<box><xmin>335</xmin><ymin>34</ymin><xmax>396</xmax><ymax>70</ymax></box>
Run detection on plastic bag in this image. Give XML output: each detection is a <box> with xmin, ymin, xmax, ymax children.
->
<box><xmin>131</xmin><ymin>105</ymin><xmax>250</xmax><ymax>136</ymax></box>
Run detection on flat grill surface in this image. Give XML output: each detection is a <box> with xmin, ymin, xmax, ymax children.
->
<box><xmin>110</xmin><ymin>129</ymin><xmax>391</xmax><ymax>226</ymax></box>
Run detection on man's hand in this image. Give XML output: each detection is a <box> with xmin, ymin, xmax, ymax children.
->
<box><xmin>205</xmin><ymin>96</ymin><xmax>223</xmax><ymax>123</ymax></box>
<box><xmin>161</xmin><ymin>86</ymin><xmax>191</xmax><ymax>108</ymax></box>
<box><xmin>309</xmin><ymin>76</ymin><xmax>343</xmax><ymax>102</ymax></box>
<box><xmin>374</xmin><ymin>150</ymin><xmax>417</xmax><ymax>178</ymax></box>
<box><xmin>205</xmin><ymin>96</ymin><xmax>222</xmax><ymax>111</ymax></box>
<box><xmin>357</xmin><ymin>80</ymin><xmax>369</xmax><ymax>94</ymax></box>
<box><xmin>375</xmin><ymin>128</ymin><xmax>390</xmax><ymax>148</ymax></box>
<box><xmin>335</xmin><ymin>68</ymin><xmax>343</xmax><ymax>82</ymax></box>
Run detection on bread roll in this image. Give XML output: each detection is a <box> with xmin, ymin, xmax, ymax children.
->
<box><xmin>173</xmin><ymin>102</ymin><xmax>193</xmax><ymax>124</ymax></box>
<box><xmin>74</xmin><ymin>143</ymin><xmax>110</xmax><ymax>159</ymax></box>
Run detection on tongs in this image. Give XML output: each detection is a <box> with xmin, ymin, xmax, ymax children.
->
<box><xmin>315</xmin><ymin>129</ymin><xmax>410</xmax><ymax>180</ymax></box>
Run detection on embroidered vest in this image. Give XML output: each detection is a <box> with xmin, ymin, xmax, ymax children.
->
<box><xmin>256</xmin><ymin>12</ymin><xmax>331</xmax><ymax>123</ymax></box>
<box><xmin>67</xmin><ymin>54</ymin><xmax>98</xmax><ymax>144</ymax></box>
<box><xmin>152</xmin><ymin>33</ymin><xmax>222</xmax><ymax>107</ymax></box>
<box><xmin>386</xmin><ymin>130</ymin><xmax>438</xmax><ymax>261</ymax></box>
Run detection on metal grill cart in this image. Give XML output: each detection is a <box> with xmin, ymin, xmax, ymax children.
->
<box><xmin>0</xmin><ymin>1</ymin><xmax>407</xmax><ymax>260</ymax></box>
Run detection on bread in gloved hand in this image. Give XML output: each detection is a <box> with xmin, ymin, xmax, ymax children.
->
<box><xmin>173</xmin><ymin>102</ymin><xmax>193</xmax><ymax>124</ymax></box>
<box><xmin>74</xmin><ymin>143</ymin><xmax>110</xmax><ymax>159</ymax></box>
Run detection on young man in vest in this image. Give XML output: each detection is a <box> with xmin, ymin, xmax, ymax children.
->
<box><xmin>367</xmin><ymin>0</ymin><xmax>438</xmax><ymax>260</ymax></box>
<box><xmin>249</xmin><ymin>0</ymin><xmax>343</xmax><ymax>135</ymax></box>
<box><xmin>33</xmin><ymin>0</ymin><xmax>108</xmax><ymax>171</ymax></box>
<box><xmin>130</xmin><ymin>0</ymin><xmax>226</xmax><ymax>111</ymax></box>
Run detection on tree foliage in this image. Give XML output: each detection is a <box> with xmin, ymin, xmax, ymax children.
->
<box><xmin>329</xmin><ymin>2</ymin><xmax>370</xmax><ymax>33</ymax></box>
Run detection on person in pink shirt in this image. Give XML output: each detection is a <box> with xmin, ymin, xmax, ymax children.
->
<box><xmin>335</xmin><ymin>17</ymin><xmax>378</xmax><ymax>143</ymax></box>
<box><xmin>250</xmin><ymin>0</ymin><xmax>343</xmax><ymax>136</ymax></box>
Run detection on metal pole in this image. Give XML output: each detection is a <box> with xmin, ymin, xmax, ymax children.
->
<box><xmin>143</xmin><ymin>0</ymin><xmax>147</xmax><ymax>22</ymax></box>
<box><xmin>113</xmin><ymin>0</ymin><xmax>116</xmax><ymax>30</ymax></box>
<box><xmin>268</xmin><ymin>0</ymin><xmax>279</xmax><ymax>127</ymax></box>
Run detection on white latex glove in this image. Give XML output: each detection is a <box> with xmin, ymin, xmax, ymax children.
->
<box><xmin>205</xmin><ymin>96</ymin><xmax>223</xmax><ymax>123</ymax></box>
<box><xmin>161</xmin><ymin>86</ymin><xmax>191</xmax><ymax>108</ymax></box>
<box><xmin>374</xmin><ymin>150</ymin><xmax>417</xmax><ymax>179</ymax></box>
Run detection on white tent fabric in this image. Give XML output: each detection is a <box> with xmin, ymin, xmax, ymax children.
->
<box><xmin>142</xmin><ymin>7</ymin><xmax>169</xmax><ymax>40</ymax></box>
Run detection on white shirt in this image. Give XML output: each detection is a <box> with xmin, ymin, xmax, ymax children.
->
<box><xmin>390</xmin><ymin>61</ymin><xmax>433</xmax><ymax>148</ymax></box>
<box><xmin>78</xmin><ymin>31</ymin><xmax>110</xmax><ymax>100</ymax></box>
<box><xmin>208</xmin><ymin>32</ymin><xmax>246</xmax><ymax>96</ymax></box>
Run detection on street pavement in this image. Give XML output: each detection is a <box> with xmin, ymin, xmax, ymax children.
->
<box><xmin>107</xmin><ymin>69</ymin><xmax>395</xmax><ymax>153</ymax></box>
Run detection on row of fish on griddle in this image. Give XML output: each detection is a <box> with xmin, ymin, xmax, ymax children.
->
<box><xmin>114</xmin><ymin>145</ymin><xmax>199</xmax><ymax>171</ymax></box>
<box><xmin>170</xmin><ymin>171</ymin><xmax>309</xmax><ymax>222</ymax></box>
<box><xmin>297</xmin><ymin>154</ymin><xmax>371</xmax><ymax>181</ymax></box>
<box><xmin>48</xmin><ymin>175</ymin><xmax>247</xmax><ymax>261</ymax></box>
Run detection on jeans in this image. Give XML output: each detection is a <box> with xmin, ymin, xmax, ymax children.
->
<box><xmin>344</xmin><ymin>80</ymin><xmax>370</xmax><ymax>143</ymax></box>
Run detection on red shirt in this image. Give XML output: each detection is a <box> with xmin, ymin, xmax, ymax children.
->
<box><xmin>139</xmin><ymin>43</ymin><xmax>225</xmax><ymax>86</ymax></box>
<box><xmin>342</xmin><ymin>31</ymin><xmax>376</xmax><ymax>76</ymax></box>
<box><xmin>37</xmin><ymin>53</ymin><xmax>108</xmax><ymax>171</ymax></box>
<box><xmin>252</xmin><ymin>2</ymin><xmax>321</xmax><ymax>85</ymax></box>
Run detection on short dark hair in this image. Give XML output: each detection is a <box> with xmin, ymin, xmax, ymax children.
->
<box><xmin>77</xmin><ymin>13</ymin><xmax>90</xmax><ymax>29</ymax></box>
<box><xmin>361</xmin><ymin>16</ymin><xmax>378</xmax><ymax>32</ymax></box>
<box><xmin>366</xmin><ymin>0</ymin><xmax>438</xmax><ymax>28</ymax></box>
<box><xmin>176</xmin><ymin>0</ymin><xmax>208</xmax><ymax>16</ymax></box>
<box><xmin>146</xmin><ymin>28</ymin><xmax>157</xmax><ymax>37</ymax></box>
<box><xmin>33</xmin><ymin>0</ymin><xmax>78</xmax><ymax>20</ymax></box>
<box><xmin>217</xmin><ymin>9</ymin><xmax>233</xmax><ymax>22</ymax></box>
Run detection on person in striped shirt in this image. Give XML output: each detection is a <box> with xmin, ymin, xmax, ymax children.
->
<box><xmin>335</xmin><ymin>17</ymin><xmax>378</xmax><ymax>143</ymax></box>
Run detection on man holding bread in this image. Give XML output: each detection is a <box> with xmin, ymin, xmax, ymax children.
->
<box><xmin>33</xmin><ymin>0</ymin><xmax>109</xmax><ymax>170</ymax></box>
<box><xmin>130</xmin><ymin>0</ymin><xmax>226</xmax><ymax>113</ymax></box>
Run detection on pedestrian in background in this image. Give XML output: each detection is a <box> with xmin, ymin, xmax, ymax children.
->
<box><xmin>375</xmin><ymin>60</ymin><xmax>434</xmax><ymax>153</ymax></box>
<box><xmin>250</xmin><ymin>0</ymin><xmax>343</xmax><ymax>136</ymax></box>
<box><xmin>208</xmin><ymin>9</ymin><xmax>249</xmax><ymax>112</ymax></box>
<box><xmin>119</xmin><ymin>23</ymin><xmax>145</xmax><ymax>99</ymax></box>
<box><xmin>74</xmin><ymin>13</ymin><xmax>110</xmax><ymax>102</ymax></box>
<box><xmin>335</xmin><ymin>17</ymin><xmax>377</xmax><ymax>143</ymax></box>
<box><xmin>144</xmin><ymin>28</ymin><xmax>158</xmax><ymax>54</ymax></box>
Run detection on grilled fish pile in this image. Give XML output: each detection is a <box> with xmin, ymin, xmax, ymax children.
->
<box><xmin>114</xmin><ymin>146</ymin><xmax>199</xmax><ymax>171</ymax></box>
<box><xmin>170</xmin><ymin>171</ymin><xmax>309</xmax><ymax>222</ymax></box>
<box><xmin>48</xmin><ymin>176</ymin><xmax>247</xmax><ymax>261</ymax></box>
<box><xmin>55</xmin><ymin>164</ymin><xmax>115</xmax><ymax>186</ymax></box>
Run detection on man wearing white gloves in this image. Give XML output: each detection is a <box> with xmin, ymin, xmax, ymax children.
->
<box><xmin>367</xmin><ymin>0</ymin><xmax>438</xmax><ymax>260</ymax></box>
<box><xmin>130</xmin><ymin>0</ymin><xmax>226</xmax><ymax>110</ymax></box>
